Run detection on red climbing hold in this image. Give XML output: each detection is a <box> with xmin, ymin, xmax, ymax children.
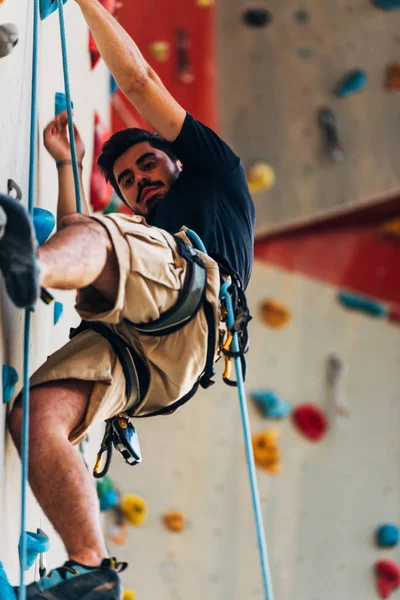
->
<box><xmin>90</xmin><ymin>112</ymin><xmax>114</xmax><ymax>212</ymax></box>
<box><xmin>375</xmin><ymin>560</ymin><xmax>400</xmax><ymax>599</ymax></box>
<box><xmin>89</xmin><ymin>0</ymin><xmax>116</xmax><ymax>68</ymax></box>
<box><xmin>292</xmin><ymin>404</ymin><xmax>328</xmax><ymax>442</ymax></box>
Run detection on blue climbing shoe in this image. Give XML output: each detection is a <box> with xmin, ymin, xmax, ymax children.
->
<box><xmin>16</xmin><ymin>557</ymin><xmax>127</xmax><ymax>599</ymax></box>
<box><xmin>0</xmin><ymin>194</ymin><xmax>40</xmax><ymax>308</ymax></box>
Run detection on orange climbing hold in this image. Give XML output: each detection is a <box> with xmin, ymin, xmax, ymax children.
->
<box><xmin>379</xmin><ymin>217</ymin><xmax>400</xmax><ymax>239</ymax></box>
<box><xmin>386</xmin><ymin>63</ymin><xmax>400</xmax><ymax>92</ymax></box>
<box><xmin>163</xmin><ymin>511</ymin><xmax>186</xmax><ymax>532</ymax></box>
<box><xmin>252</xmin><ymin>429</ymin><xmax>281</xmax><ymax>474</ymax></box>
<box><xmin>260</xmin><ymin>298</ymin><xmax>291</xmax><ymax>328</ymax></box>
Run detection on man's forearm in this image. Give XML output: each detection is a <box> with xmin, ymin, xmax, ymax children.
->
<box><xmin>56</xmin><ymin>166</ymin><xmax>89</xmax><ymax>227</ymax></box>
<box><xmin>75</xmin><ymin>0</ymin><xmax>150</xmax><ymax>96</ymax></box>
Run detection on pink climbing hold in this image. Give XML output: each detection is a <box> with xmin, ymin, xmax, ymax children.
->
<box><xmin>292</xmin><ymin>404</ymin><xmax>328</xmax><ymax>442</ymax></box>
<box><xmin>375</xmin><ymin>560</ymin><xmax>400</xmax><ymax>599</ymax></box>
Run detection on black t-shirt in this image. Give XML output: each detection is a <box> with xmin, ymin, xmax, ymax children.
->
<box><xmin>153</xmin><ymin>113</ymin><xmax>255</xmax><ymax>288</ymax></box>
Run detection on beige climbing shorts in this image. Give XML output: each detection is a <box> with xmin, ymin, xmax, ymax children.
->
<box><xmin>29</xmin><ymin>214</ymin><xmax>223</xmax><ymax>445</ymax></box>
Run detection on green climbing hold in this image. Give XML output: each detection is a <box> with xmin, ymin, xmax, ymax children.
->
<box><xmin>96</xmin><ymin>475</ymin><xmax>115</xmax><ymax>499</ymax></box>
<box><xmin>2</xmin><ymin>365</ymin><xmax>19</xmax><ymax>404</ymax></box>
<box><xmin>40</xmin><ymin>0</ymin><xmax>68</xmax><ymax>21</ymax></box>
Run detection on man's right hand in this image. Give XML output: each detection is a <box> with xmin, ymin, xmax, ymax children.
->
<box><xmin>43</xmin><ymin>112</ymin><xmax>85</xmax><ymax>163</ymax></box>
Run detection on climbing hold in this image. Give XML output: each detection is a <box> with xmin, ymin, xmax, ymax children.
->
<box><xmin>7</xmin><ymin>179</ymin><xmax>22</xmax><ymax>201</ymax></box>
<box><xmin>103</xmin><ymin>195</ymin><xmax>122</xmax><ymax>215</ymax></box>
<box><xmin>123</xmin><ymin>590</ymin><xmax>136</xmax><ymax>600</ymax></box>
<box><xmin>108</xmin><ymin>518</ymin><xmax>129</xmax><ymax>546</ymax></box>
<box><xmin>242</xmin><ymin>9</ymin><xmax>272</xmax><ymax>28</ymax></box>
<box><xmin>33</xmin><ymin>207</ymin><xmax>55</xmax><ymax>245</ymax></box>
<box><xmin>319</xmin><ymin>107</ymin><xmax>345</xmax><ymax>162</ymax></box>
<box><xmin>375</xmin><ymin>560</ymin><xmax>400</xmax><ymax>599</ymax></box>
<box><xmin>40</xmin><ymin>0</ymin><xmax>68</xmax><ymax>21</ymax></box>
<box><xmin>335</xmin><ymin>69</ymin><xmax>368</xmax><ymax>97</ymax></box>
<box><xmin>338</xmin><ymin>291</ymin><xmax>387</xmax><ymax>317</ymax></box>
<box><xmin>292</xmin><ymin>404</ymin><xmax>328</xmax><ymax>442</ymax></box>
<box><xmin>0</xmin><ymin>23</ymin><xmax>18</xmax><ymax>59</ymax></box>
<box><xmin>176</xmin><ymin>29</ymin><xmax>194</xmax><ymax>84</ymax></box>
<box><xmin>251</xmin><ymin>390</ymin><xmax>292</xmax><ymax>419</ymax></box>
<box><xmin>163</xmin><ymin>511</ymin><xmax>186</xmax><ymax>532</ymax></box>
<box><xmin>197</xmin><ymin>0</ymin><xmax>214</xmax><ymax>5</ymax></box>
<box><xmin>110</xmin><ymin>73</ymin><xmax>118</xmax><ymax>96</ymax></box>
<box><xmin>246</xmin><ymin>162</ymin><xmax>276</xmax><ymax>194</ymax></box>
<box><xmin>91</xmin><ymin>113</ymin><xmax>114</xmax><ymax>212</ymax></box>
<box><xmin>294</xmin><ymin>9</ymin><xmax>310</xmax><ymax>25</ymax></box>
<box><xmin>260</xmin><ymin>298</ymin><xmax>291</xmax><ymax>328</ymax></box>
<box><xmin>148</xmin><ymin>41</ymin><xmax>171</xmax><ymax>63</ymax></box>
<box><xmin>99</xmin><ymin>489</ymin><xmax>119</xmax><ymax>512</ymax></box>
<box><xmin>120</xmin><ymin>494</ymin><xmax>148</xmax><ymax>526</ymax></box>
<box><xmin>376</xmin><ymin>524</ymin><xmax>400</xmax><ymax>548</ymax></box>
<box><xmin>386</xmin><ymin>64</ymin><xmax>400</xmax><ymax>91</ymax></box>
<box><xmin>19</xmin><ymin>531</ymin><xmax>50</xmax><ymax>571</ymax></box>
<box><xmin>54</xmin><ymin>301</ymin><xmax>63</xmax><ymax>325</ymax></box>
<box><xmin>379</xmin><ymin>217</ymin><xmax>400</xmax><ymax>239</ymax></box>
<box><xmin>96</xmin><ymin>475</ymin><xmax>115</xmax><ymax>500</ymax></box>
<box><xmin>372</xmin><ymin>0</ymin><xmax>400</xmax><ymax>9</ymax></box>
<box><xmin>54</xmin><ymin>92</ymin><xmax>73</xmax><ymax>116</ymax></box>
<box><xmin>252</xmin><ymin>429</ymin><xmax>281</xmax><ymax>474</ymax></box>
<box><xmin>2</xmin><ymin>365</ymin><xmax>19</xmax><ymax>404</ymax></box>
<box><xmin>0</xmin><ymin>563</ymin><xmax>16</xmax><ymax>600</ymax></box>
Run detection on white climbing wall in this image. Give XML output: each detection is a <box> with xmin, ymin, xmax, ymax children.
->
<box><xmin>108</xmin><ymin>262</ymin><xmax>400</xmax><ymax>600</ymax></box>
<box><xmin>0</xmin><ymin>0</ymin><xmax>111</xmax><ymax>585</ymax></box>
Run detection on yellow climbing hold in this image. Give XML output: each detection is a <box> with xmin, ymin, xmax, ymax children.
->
<box><xmin>196</xmin><ymin>0</ymin><xmax>214</xmax><ymax>6</ymax></box>
<box><xmin>246</xmin><ymin>162</ymin><xmax>276</xmax><ymax>194</ymax></box>
<box><xmin>260</xmin><ymin>298</ymin><xmax>292</xmax><ymax>328</ymax></box>
<box><xmin>379</xmin><ymin>217</ymin><xmax>400</xmax><ymax>240</ymax></box>
<box><xmin>148</xmin><ymin>41</ymin><xmax>170</xmax><ymax>63</ymax></box>
<box><xmin>163</xmin><ymin>510</ymin><xmax>186</xmax><ymax>532</ymax></box>
<box><xmin>123</xmin><ymin>590</ymin><xmax>136</xmax><ymax>600</ymax></box>
<box><xmin>252</xmin><ymin>429</ymin><xmax>281</xmax><ymax>474</ymax></box>
<box><xmin>120</xmin><ymin>494</ymin><xmax>148</xmax><ymax>526</ymax></box>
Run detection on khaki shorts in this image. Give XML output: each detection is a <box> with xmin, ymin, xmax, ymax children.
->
<box><xmin>29</xmin><ymin>214</ymin><xmax>222</xmax><ymax>445</ymax></box>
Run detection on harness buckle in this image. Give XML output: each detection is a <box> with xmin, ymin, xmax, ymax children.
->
<box><xmin>93</xmin><ymin>417</ymin><xmax>142</xmax><ymax>479</ymax></box>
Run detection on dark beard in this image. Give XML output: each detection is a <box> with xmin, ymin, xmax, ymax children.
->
<box><xmin>145</xmin><ymin>196</ymin><xmax>162</xmax><ymax>224</ymax></box>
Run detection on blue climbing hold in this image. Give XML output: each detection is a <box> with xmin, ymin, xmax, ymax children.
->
<box><xmin>251</xmin><ymin>390</ymin><xmax>292</xmax><ymax>419</ymax></box>
<box><xmin>0</xmin><ymin>563</ymin><xmax>16</xmax><ymax>599</ymax></box>
<box><xmin>2</xmin><ymin>365</ymin><xmax>19</xmax><ymax>404</ymax></box>
<box><xmin>338</xmin><ymin>291</ymin><xmax>387</xmax><ymax>317</ymax></box>
<box><xmin>110</xmin><ymin>73</ymin><xmax>118</xmax><ymax>96</ymax></box>
<box><xmin>19</xmin><ymin>531</ymin><xmax>50</xmax><ymax>571</ymax></box>
<box><xmin>373</xmin><ymin>0</ymin><xmax>400</xmax><ymax>8</ymax></box>
<box><xmin>40</xmin><ymin>0</ymin><xmax>68</xmax><ymax>21</ymax></box>
<box><xmin>33</xmin><ymin>207</ymin><xmax>55</xmax><ymax>246</ymax></box>
<box><xmin>55</xmin><ymin>91</ymin><xmax>74</xmax><ymax>116</ymax></box>
<box><xmin>100</xmin><ymin>489</ymin><xmax>119</xmax><ymax>512</ymax></box>
<box><xmin>54</xmin><ymin>301</ymin><xmax>64</xmax><ymax>325</ymax></box>
<box><xmin>335</xmin><ymin>69</ymin><xmax>368</xmax><ymax>97</ymax></box>
<box><xmin>377</xmin><ymin>524</ymin><xmax>399</xmax><ymax>548</ymax></box>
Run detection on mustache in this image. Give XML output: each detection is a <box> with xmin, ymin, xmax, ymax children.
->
<box><xmin>137</xmin><ymin>181</ymin><xmax>163</xmax><ymax>204</ymax></box>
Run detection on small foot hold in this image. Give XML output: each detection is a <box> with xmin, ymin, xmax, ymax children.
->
<box><xmin>40</xmin><ymin>0</ymin><xmax>68</xmax><ymax>21</ymax></box>
<box><xmin>54</xmin><ymin>301</ymin><xmax>63</xmax><ymax>325</ymax></box>
<box><xmin>0</xmin><ymin>193</ymin><xmax>40</xmax><ymax>308</ymax></box>
<box><xmin>335</xmin><ymin>69</ymin><xmax>368</xmax><ymax>97</ymax></box>
<box><xmin>372</xmin><ymin>0</ymin><xmax>400</xmax><ymax>9</ymax></box>
<box><xmin>338</xmin><ymin>291</ymin><xmax>387</xmax><ymax>317</ymax></box>
<box><xmin>0</xmin><ymin>23</ymin><xmax>18</xmax><ymax>59</ymax></box>
<box><xmin>2</xmin><ymin>364</ymin><xmax>19</xmax><ymax>404</ymax></box>
<box><xmin>319</xmin><ymin>107</ymin><xmax>345</xmax><ymax>162</ymax></box>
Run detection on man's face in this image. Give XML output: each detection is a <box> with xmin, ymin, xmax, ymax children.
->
<box><xmin>113</xmin><ymin>142</ymin><xmax>181</xmax><ymax>222</ymax></box>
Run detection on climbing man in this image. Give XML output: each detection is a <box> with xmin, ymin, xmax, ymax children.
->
<box><xmin>0</xmin><ymin>0</ymin><xmax>255</xmax><ymax>597</ymax></box>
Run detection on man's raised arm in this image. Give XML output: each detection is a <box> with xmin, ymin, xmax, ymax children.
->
<box><xmin>75</xmin><ymin>0</ymin><xmax>186</xmax><ymax>142</ymax></box>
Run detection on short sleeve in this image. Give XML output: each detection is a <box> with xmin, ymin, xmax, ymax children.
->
<box><xmin>170</xmin><ymin>113</ymin><xmax>240</xmax><ymax>180</ymax></box>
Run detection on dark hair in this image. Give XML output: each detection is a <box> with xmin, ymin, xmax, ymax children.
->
<box><xmin>97</xmin><ymin>128</ymin><xmax>178</xmax><ymax>200</ymax></box>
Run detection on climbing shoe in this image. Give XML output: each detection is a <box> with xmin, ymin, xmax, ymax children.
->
<box><xmin>0</xmin><ymin>193</ymin><xmax>40</xmax><ymax>308</ymax></box>
<box><xmin>16</xmin><ymin>557</ymin><xmax>127</xmax><ymax>599</ymax></box>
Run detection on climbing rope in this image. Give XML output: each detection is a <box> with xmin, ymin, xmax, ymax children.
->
<box><xmin>18</xmin><ymin>1</ymin><xmax>83</xmax><ymax>598</ymax></box>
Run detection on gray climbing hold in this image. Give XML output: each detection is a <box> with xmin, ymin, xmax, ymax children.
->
<box><xmin>0</xmin><ymin>23</ymin><xmax>18</xmax><ymax>59</ymax></box>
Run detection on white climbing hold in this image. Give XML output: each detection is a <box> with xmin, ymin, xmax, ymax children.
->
<box><xmin>0</xmin><ymin>23</ymin><xmax>18</xmax><ymax>59</ymax></box>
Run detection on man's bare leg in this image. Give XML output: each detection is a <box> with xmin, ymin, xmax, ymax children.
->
<box><xmin>9</xmin><ymin>379</ymin><xmax>108</xmax><ymax>566</ymax></box>
<box><xmin>39</xmin><ymin>214</ymin><xmax>118</xmax><ymax>303</ymax></box>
